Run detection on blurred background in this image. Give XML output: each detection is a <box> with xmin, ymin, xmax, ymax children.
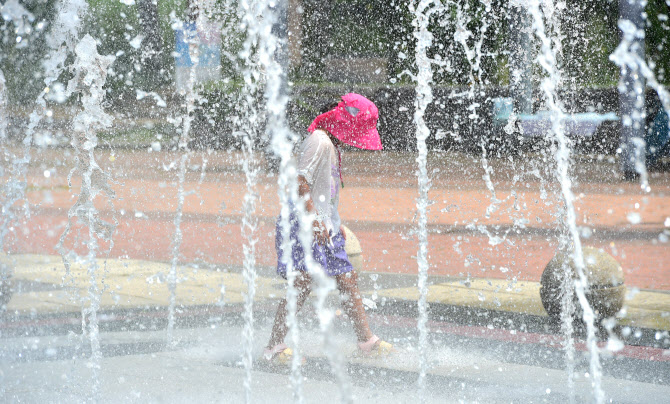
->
<box><xmin>1</xmin><ymin>0</ymin><xmax>668</xmax><ymax>155</ymax></box>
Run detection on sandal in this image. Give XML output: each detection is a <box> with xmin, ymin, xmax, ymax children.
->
<box><xmin>357</xmin><ymin>335</ymin><xmax>393</xmax><ymax>357</ymax></box>
<box><xmin>263</xmin><ymin>343</ymin><xmax>294</xmax><ymax>366</ymax></box>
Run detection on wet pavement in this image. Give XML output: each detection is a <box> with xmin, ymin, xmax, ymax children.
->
<box><xmin>2</xmin><ymin>317</ymin><xmax>670</xmax><ymax>403</ymax></box>
<box><xmin>1</xmin><ymin>146</ymin><xmax>670</xmax><ymax>402</ymax></box>
<box><xmin>2</xmin><ymin>253</ymin><xmax>670</xmax><ymax>335</ymax></box>
<box><xmin>6</xmin><ymin>147</ymin><xmax>670</xmax><ymax>290</ymax></box>
<box><xmin>3</xmin><ymin>146</ymin><xmax>670</xmax><ymax>327</ymax></box>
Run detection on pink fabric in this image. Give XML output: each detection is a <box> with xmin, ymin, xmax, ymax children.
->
<box><xmin>307</xmin><ymin>93</ymin><xmax>382</xmax><ymax>150</ymax></box>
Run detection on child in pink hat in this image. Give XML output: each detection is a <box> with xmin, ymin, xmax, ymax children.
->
<box><xmin>264</xmin><ymin>93</ymin><xmax>391</xmax><ymax>364</ymax></box>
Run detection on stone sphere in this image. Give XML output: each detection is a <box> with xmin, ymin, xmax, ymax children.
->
<box><xmin>540</xmin><ymin>246</ymin><xmax>625</xmax><ymax>321</ymax></box>
<box><xmin>341</xmin><ymin>225</ymin><xmax>363</xmax><ymax>272</ymax></box>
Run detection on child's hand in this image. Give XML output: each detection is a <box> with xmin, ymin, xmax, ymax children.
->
<box><xmin>313</xmin><ymin>220</ymin><xmax>330</xmax><ymax>246</ymax></box>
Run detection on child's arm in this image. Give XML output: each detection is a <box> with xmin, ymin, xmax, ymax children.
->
<box><xmin>298</xmin><ymin>175</ymin><xmax>330</xmax><ymax>246</ymax></box>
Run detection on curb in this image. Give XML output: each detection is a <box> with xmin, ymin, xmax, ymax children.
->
<box><xmin>2</xmin><ymin>254</ymin><xmax>669</xmax><ymax>347</ymax></box>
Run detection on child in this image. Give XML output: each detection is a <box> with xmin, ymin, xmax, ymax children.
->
<box><xmin>264</xmin><ymin>93</ymin><xmax>392</xmax><ymax>364</ymax></box>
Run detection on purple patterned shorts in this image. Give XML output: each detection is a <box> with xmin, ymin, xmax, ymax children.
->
<box><xmin>275</xmin><ymin>213</ymin><xmax>353</xmax><ymax>279</ymax></box>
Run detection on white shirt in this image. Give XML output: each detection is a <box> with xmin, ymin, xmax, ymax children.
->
<box><xmin>297</xmin><ymin>129</ymin><xmax>341</xmax><ymax>233</ymax></box>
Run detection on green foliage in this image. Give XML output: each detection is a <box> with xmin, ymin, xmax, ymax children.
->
<box><xmin>86</xmin><ymin>0</ymin><xmax>186</xmax><ymax>95</ymax></box>
<box><xmin>297</xmin><ymin>0</ymin><xmax>669</xmax><ymax>88</ymax></box>
<box><xmin>299</xmin><ymin>0</ymin><xmax>406</xmax><ymax>80</ymax></box>
<box><xmin>88</xmin><ymin>0</ymin><xmax>244</xmax><ymax>95</ymax></box>
<box><xmin>558</xmin><ymin>1</ymin><xmax>619</xmax><ymax>88</ymax></box>
<box><xmin>0</xmin><ymin>0</ymin><xmax>58</xmax><ymax>104</ymax></box>
<box><xmin>211</xmin><ymin>0</ymin><xmax>245</xmax><ymax>80</ymax></box>
<box><xmin>97</xmin><ymin>123</ymin><xmax>177</xmax><ymax>143</ymax></box>
<box><xmin>428</xmin><ymin>0</ymin><xmax>510</xmax><ymax>86</ymax></box>
<box><xmin>327</xmin><ymin>0</ymin><xmax>391</xmax><ymax>57</ymax></box>
<box><xmin>1</xmin><ymin>0</ymin><xmax>668</xmax><ymax>106</ymax></box>
<box><xmin>646</xmin><ymin>0</ymin><xmax>670</xmax><ymax>84</ymax></box>
<box><xmin>86</xmin><ymin>0</ymin><xmax>141</xmax><ymax>95</ymax></box>
<box><xmin>188</xmin><ymin>78</ymin><xmax>248</xmax><ymax>148</ymax></box>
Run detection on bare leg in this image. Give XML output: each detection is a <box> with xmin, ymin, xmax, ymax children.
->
<box><xmin>267</xmin><ymin>272</ymin><xmax>312</xmax><ymax>349</ymax></box>
<box><xmin>336</xmin><ymin>271</ymin><xmax>374</xmax><ymax>343</ymax></box>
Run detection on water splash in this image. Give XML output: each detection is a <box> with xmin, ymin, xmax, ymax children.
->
<box><xmin>254</xmin><ymin>0</ymin><xmax>352</xmax><ymax>400</ymax></box>
<box><xmin>558</xmin><ymin>258</ymin><xmax>577</xmax><ymax>404</ymax></box>
<box><xmin>56</xmin><ymin>34</ymin><xmax>116</xmax><ymax>399</ymax></box>
<box><xmin>410</xmin><ymin>0</ymin><xmax>436</xmax><ymax>400</ymax></box>
<box><xmin>0</xmin><ymin>1</ymin><xmax>37</xmax><ymax>251</ymax></box>
<box><xmin>454</xmin><ymin>0</ymin><xmax>491</xmax><ymax>97</ymax></box>
<box><xmin>525</xmin><ymin>2</ymin><xmax>604</xmax><ymax>402</ymax></box>
<box><xmin>0</xmin><ymin>68</ymin><xmax>10</xmax><ymax>304</ymax></box>
<box><xmin>453</xmin><ymin>1</ymin><xmax>504</xmax><ymax>247</ymax></box>
<box><xmin>1</xmin><ymin>0</ymin><xmax>35</xmax><ymax>39</ymax></box>
<box><xmin>610</xmin><ymin>15</ymin><xmax>670</xmax><ymax>192</ymax></box>
<box><xmin>167</xmin><ymin>0</ymin><xmax>206</xmax><ymax>347</ymax></box>
<box><xmin>0</xmin><ymin>68</ymin><xmax>6</xmax><ymax>153</ymax></box>
<box><xmin>1</xmin><ymin>0</ymin><xmax>88</xmax><ymax>251</ymax></box>
<box><xmin>236</xmin><ymin>0</ymin><xmax>263</xmax><ymax>399</ymax></box>
<box><xmin>0</xmin><ymin>67</ymin><xmax>8</xmax><ymax>245</ymax></box>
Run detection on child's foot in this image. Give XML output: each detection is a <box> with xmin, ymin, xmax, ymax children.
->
<box><xmin>357</xmin><ymin>335</ymin><xmax>393</xmax><ymax>358</ymax></box>
<box><xmin>263</xmin><ymin>343</ymin><xmax>294</xmax><ymax>366</ymax></box>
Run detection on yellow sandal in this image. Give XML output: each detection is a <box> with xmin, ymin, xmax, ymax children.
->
<box><xmin>263</xmin><ymin>343</ymin><xmax>293</xmax><ymax>365</ymax></box>
<box><xmin>358</xmin><ymin>335</ymin><xmax>393</xmax><ymax>357</ymax></box>
<box><xmin>263</xmin><ymin>343</ymin><xmax>304</xmax><ymax>366</ymax></box>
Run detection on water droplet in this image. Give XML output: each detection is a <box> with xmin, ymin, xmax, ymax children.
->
<box><xmin>606</xmin><ymin>338</ymin><xmax>624</xmax><ymax>352</ymax></box>
<box><xmin>626</xmin><ymin>212</ymin><xmax>641</xmax><ymax>224</ymax></box>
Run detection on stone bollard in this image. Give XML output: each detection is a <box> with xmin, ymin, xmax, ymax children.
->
<box><xmin>540</xmin><ymin>246</ymin><xmax>625</xmax><ymax>321</ymax></box>
<box><xmin>340</xmin><ymin>225</ymin><xmax>363</xmax><ymax>272</ymax></box>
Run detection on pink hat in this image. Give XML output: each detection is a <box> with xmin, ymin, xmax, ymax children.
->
<box><xmin>307</xmin><ymin>93</ymin><xmax>382</xmax><ymax>150</ymax></box>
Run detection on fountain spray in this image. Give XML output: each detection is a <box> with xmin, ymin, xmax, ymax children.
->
<box><xmin>251</xmin><ymin>0</ymin><xmax>352</xmax><ymax>400</ymax></box>
<box><xmin>57</xmin><ymin>34</ymin><xmax>116</xmax><ymax>399</ymax></box>
<box><xmin>167</xmin><ymin>0</ymin><xmax>206</xmax><ymax>347</ymax></box>
<box><xmin>410</xmin><ymin>0</ymin><xmax>435</xmax><ymax>400</ymax></box>
<box><xmin>525</xmin><ymin>2</ymin><xmax>605</xmax><ymax>402</ymax></box>
<box><xmin>236</xmin><ymin>0</ymin><xmax>263</xmax><ymax>400</ymax></box>
<box><xmin>1</xmin><ymin>0</ymin><xmax>86</xmax><ymax>253</ymax></box>
<box><xmin>611</xmin><ymin>2</ymin><xmax>670</xmax><ymax>191</ymax></box>
<box><xmin>0</xmin><ymin>0</ymin><xmax>33</xmax><ymax>253</ymax></box>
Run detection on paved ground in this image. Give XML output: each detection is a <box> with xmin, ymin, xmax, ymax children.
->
<box><xmin>2</xmin><ymin>146</ymin><xmax>670</xmax><ymax>321</ymax></box>
<box><xmin>5</xmin><ymin>147</ymin><xmax>670</xmax><ymax>289</ymax></box>
<box><xmin>2</xmin><ymin>253</ymin><xmax>670</xmax><ymax>332</ymax></box>
<box><xmin>3</xmin><ymin>325</ymin><xmax>670</xmax><ymax>403</ymax></box>
<box><xmin>2</xmin><ymin>146</ymin><xmax>670</xmax><ymax>402</ymax></box>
